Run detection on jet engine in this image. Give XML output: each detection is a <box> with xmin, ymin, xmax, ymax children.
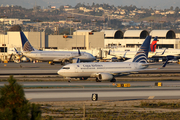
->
<box><xmin>96</xmin><ymin>73</ymin><xmax>114</xmax><ymax>82</ymax></box>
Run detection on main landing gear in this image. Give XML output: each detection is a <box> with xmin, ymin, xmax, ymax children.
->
<box><xmin>68</xmin><ymin>79</ymin><xmax>71</xmax><ymax>83</ymax></box>
<box><xmin>79</xmin><ymin>77</ymin><xmax>88</xmax><ymax>80</ymax></box>
<box><xmin>110</xmin><ymin>78</ymin><xmax>116</xmax><ymax>82</ymax></box>
<box><xmin>96</xmin><ymin>78</ymin><xmax>101</xmax><ymax>82</ymax></box>
<box><xmin>95</xmin><ymin>78</ymin><xmax>116</xmax><ymax>82</ymax></box>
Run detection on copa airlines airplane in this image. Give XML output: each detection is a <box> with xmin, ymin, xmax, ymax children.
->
<box><xmin>108</xmin><ymin>36</ymin><xmax>158</xmax><ymax>60</ymax></box>
<box><xmin>19</xmin><ymin>31</ymin><xmax>96</xmax><ymax>64</ymax></box>
<box><xmin>57</xmin><ymin>36</ymin><xmax>171</xmax><ymax>82</ymax></box>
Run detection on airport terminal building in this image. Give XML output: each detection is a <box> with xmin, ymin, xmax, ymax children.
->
<box><xmin>104</xmin><ymin>29</ymin><xmax>179</xmax><ymax>49</ymax></box>
<box><xmin>0</xmin><ymin>28</ymin><xmax>180</xmax><ymax>61</ymax></box>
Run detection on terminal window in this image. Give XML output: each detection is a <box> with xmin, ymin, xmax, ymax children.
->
<box><xmin>72</xmin><ymin>47</ymin><xmax>86</xmax><ymax>50</ymax></box>
<box><xmin>0</xmin><ymin>47</ymin><xmax>7</xmax><ymax>52</ymax></box>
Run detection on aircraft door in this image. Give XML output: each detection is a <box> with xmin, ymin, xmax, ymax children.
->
<box><xmin>134</xmin><ymin>63</ymin><xmax>138</xmax><ymax>69</ymax></box>
<box><xmin>75</xmin><ymin>65</ymin><xmax>83</xmax><ymax>73</ymax></box>
<box><xmin>75</xmin><ymin>67</ymin><xmax>78</xmax><ymax>73</ymax></box>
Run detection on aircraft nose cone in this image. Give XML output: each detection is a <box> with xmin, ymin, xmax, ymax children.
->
<box><xmin>57</xmin><ymin>70</ymin><xmax>61</xmax><ymax>75</ymax></box>
<box><xmin>93</xmin><ymin>56</ymin><xmax>96</xmax><ymax>60</ymax></box>
<box><xmin>89</xmin><ymin>55</ymin><xmax>96</xmax><ymax>61</ymax></box>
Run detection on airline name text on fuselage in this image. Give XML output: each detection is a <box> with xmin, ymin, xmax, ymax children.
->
<box><xmin>83</xmin><ymin>64</ymin><xmax>103</xmax><ymax>67</ymax></box>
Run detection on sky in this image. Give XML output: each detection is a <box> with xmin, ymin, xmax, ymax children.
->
<box><xmin>1</xmin><ymin>0</ymin><xmax>180</xmax><ymax>9</ymax></box>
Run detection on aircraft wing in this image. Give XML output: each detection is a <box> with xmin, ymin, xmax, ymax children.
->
<box><xmin>53</xmin><ymin>49</ymin><xmax>81</xmax><ymax>63</ymax></box>
<box><xmin>53</xmin><ymin>57</ymin><xmax>76</xmax><ymax>62</ymax></box>
<box><xmin>111</xmin><ymin>58</ymin><xmax>172</xmax><ymax>75</ymax></box>
<box><xmin>110</xmin><ymin>69</ymin><xmax>141</xmax><ymax>75</ymax></box>
<box><xmin>110</xmin><ymin>68</ymin><xmax>159</xmax><ymax>76</ymax></box>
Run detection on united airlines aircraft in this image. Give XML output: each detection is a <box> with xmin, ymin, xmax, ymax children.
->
<box><xmin>19</xmin><ymin>31</ymin><xmax>96</xmax><ymax>64</ymax></box>
<box><xmin>57</xmin><ymin>36</ymin><xmax>170</xmax><ymax>82</ymax></box>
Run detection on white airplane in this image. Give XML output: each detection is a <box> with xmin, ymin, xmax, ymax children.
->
<box><xmin>57</xmin><ymin>36</ymin><xmax>172</xmax><ymax>82</ymax></box>
<box><xmin>19</xmin><ymin>31</ymin><xmax>96</xmax><ymax>64</ymax></box>
<box><xmin>153</xmin><ymin>48</ymin><xmax>180</xmax><ymax>58</ymax></box>
<box><xmin>108</xmin><ymin>36</ymin><xmax>159</xmax><ymax>60</ymax></box>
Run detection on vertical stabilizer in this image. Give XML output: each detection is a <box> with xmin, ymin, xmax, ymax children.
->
<box><xmin>132</xmin><ymin>36</ymin><xmax>151</xmax><ymax>63</ymax></box>
<box><xmin>20</xmin><ymin>31</ymin><xmax>35</xmax><ymax>51</ymax></box>
<box><xmin>150</xmin><ymin>36</ymin><xmax>158</xmax><ymax>52</ymax></box>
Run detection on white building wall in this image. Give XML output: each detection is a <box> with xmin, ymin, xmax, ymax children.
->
<box><xmin>8</xmin><ymin>32</ymin><xmax>22</xmax><ymax>49</ymax></box>
<box><xmin>104</xmin><ymin>38</ymin><xmax>180</xmax><ymax>49</ymax></box>
<box><xmin>0</xmin><ymin>31</ymin><xmax>45</xmax><ymax>52</ymax></box>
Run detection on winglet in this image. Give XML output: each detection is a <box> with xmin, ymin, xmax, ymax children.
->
<box><xmin>78</xmin><ymin>49</ymin><xmax>81</xmax><ymax>56</ymax></box>
<box><xmin>76</xmin><ymin>58</ymin><xmax>80</xmax><ymax>63</ymax></box>
<box><xmin>162</xmin><ymin>55</ymin><xmax>174</xmax><ymax>68</ymax></box>
<box><xmin>14</xmin><ymin>48</ymin><xmax>19</xmax><ymax>54</ymax></box>
<box><xmin>161</xmin><ymin>48</ymin><xmax>166</xmax><ymax>55</ymax></box>
<box><xmin>123</xmin><ymin>52</ymin><xmax>127</xmax><ymax>58</ymax></box>
<box><xmin>14</xmin><ymin>48</ymin><xmax>21</xmax><ymax>56</ymax></box>
<box><xmin>108</xmin><ymin>50</ymin><xmax>111</xmax><ymax>55</ymax></box>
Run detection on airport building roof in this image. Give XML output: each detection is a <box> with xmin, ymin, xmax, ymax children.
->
<box><xmin>8</xmin><ymin>25</ymin><xmax>21</xmax><ymax>31</ymax></box>
<box><xmin>150</xmin><ymin>30</ymin><xmax>176</xmax><ymax>39</ymax></box>
<box><xmin>100</xmin><ymin>30</ymin><xmax>123</xmax><ymax>39</ymax></box>
<box><xmin>124</xmin><ymin>30</ymin><xmax>149</xmax><ymax>39</ymax></box>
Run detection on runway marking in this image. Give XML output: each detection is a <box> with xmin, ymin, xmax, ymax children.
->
<box><xmin>148</xmin><ymin>96</ymin><xmax>155</xmax><ymax>99</ymax></box>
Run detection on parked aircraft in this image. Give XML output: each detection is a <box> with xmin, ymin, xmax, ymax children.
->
<box><xmin>19</xmin><ymin>31</ymin><xmax>96</xmax><ymax>64</ymax></box>
<box><xmin>57</xmin><ymin>36</ymin><xmax>171</xmax><ymax>82</ymax></box>
<box><xmin>108</xmin><ymin>36</ymin><xmax>158</xmax><ymax>60</ymax></box>
<box><xmin>153</xmin><ymin>48</ymin><xmax>180</xmax><ymax>58</ymax></box>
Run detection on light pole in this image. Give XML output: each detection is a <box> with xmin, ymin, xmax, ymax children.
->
<box><xmin>76</xmin><ymin>23</ymin><xmax>77</xmax><ymax>49</ymax></box>
<box><xmin>149</xmin><ymin>20</ymin><xmax>154</xmax><ymax>31</ymax></box>
<box><xmin>73</xmin><ymin>19</ymin><xmax>80</xmax><ymax>49</ymax></box>
<box><xmin>159</xmin><ymin>21</ymin><xmax>165</xmax><ymax>30</ymax></box>
<box><xmin>91</xmin><ymin>19</ymin><xmax>97</xmax><ymax>30</ymax></box>
<box><xmin>3</xmin><ymin>18</ymin><xmax>6</xmax><ymax>56</ymax></box>
<box><xmin>67</xmin><ymin>16</ymin><xmax>74</xmax><ymax>35</ymax></box>
<box><xmin>3</xmin><ymin>20</ymin><xmax>5</xmax><ymax>54</ymax></box>
<box><xmin>0</xmin><ymin>15</ymin><xmax>8</xmax><ymax>61</ymax></box>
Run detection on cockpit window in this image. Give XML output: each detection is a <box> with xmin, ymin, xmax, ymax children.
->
<box><xmin>62</xmin><ymin>67</ymin><xmax>70</xmax><ymax>69</ymax></box>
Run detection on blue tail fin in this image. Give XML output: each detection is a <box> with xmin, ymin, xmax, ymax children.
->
<box><xmin>132</xmin><ymin>36</ymin><xmax>151</xmax><ymax>63</ymax></box>
<box><xmin>20</xmin><ymin>31</ymin><xmax>35</xmax><ymax>51</ymax></box>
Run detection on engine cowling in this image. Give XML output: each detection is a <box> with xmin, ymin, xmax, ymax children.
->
<box><xmin>96</xmin><ymin>73</ymin><xmax>113</xmax><ymax>81</ymax></box>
